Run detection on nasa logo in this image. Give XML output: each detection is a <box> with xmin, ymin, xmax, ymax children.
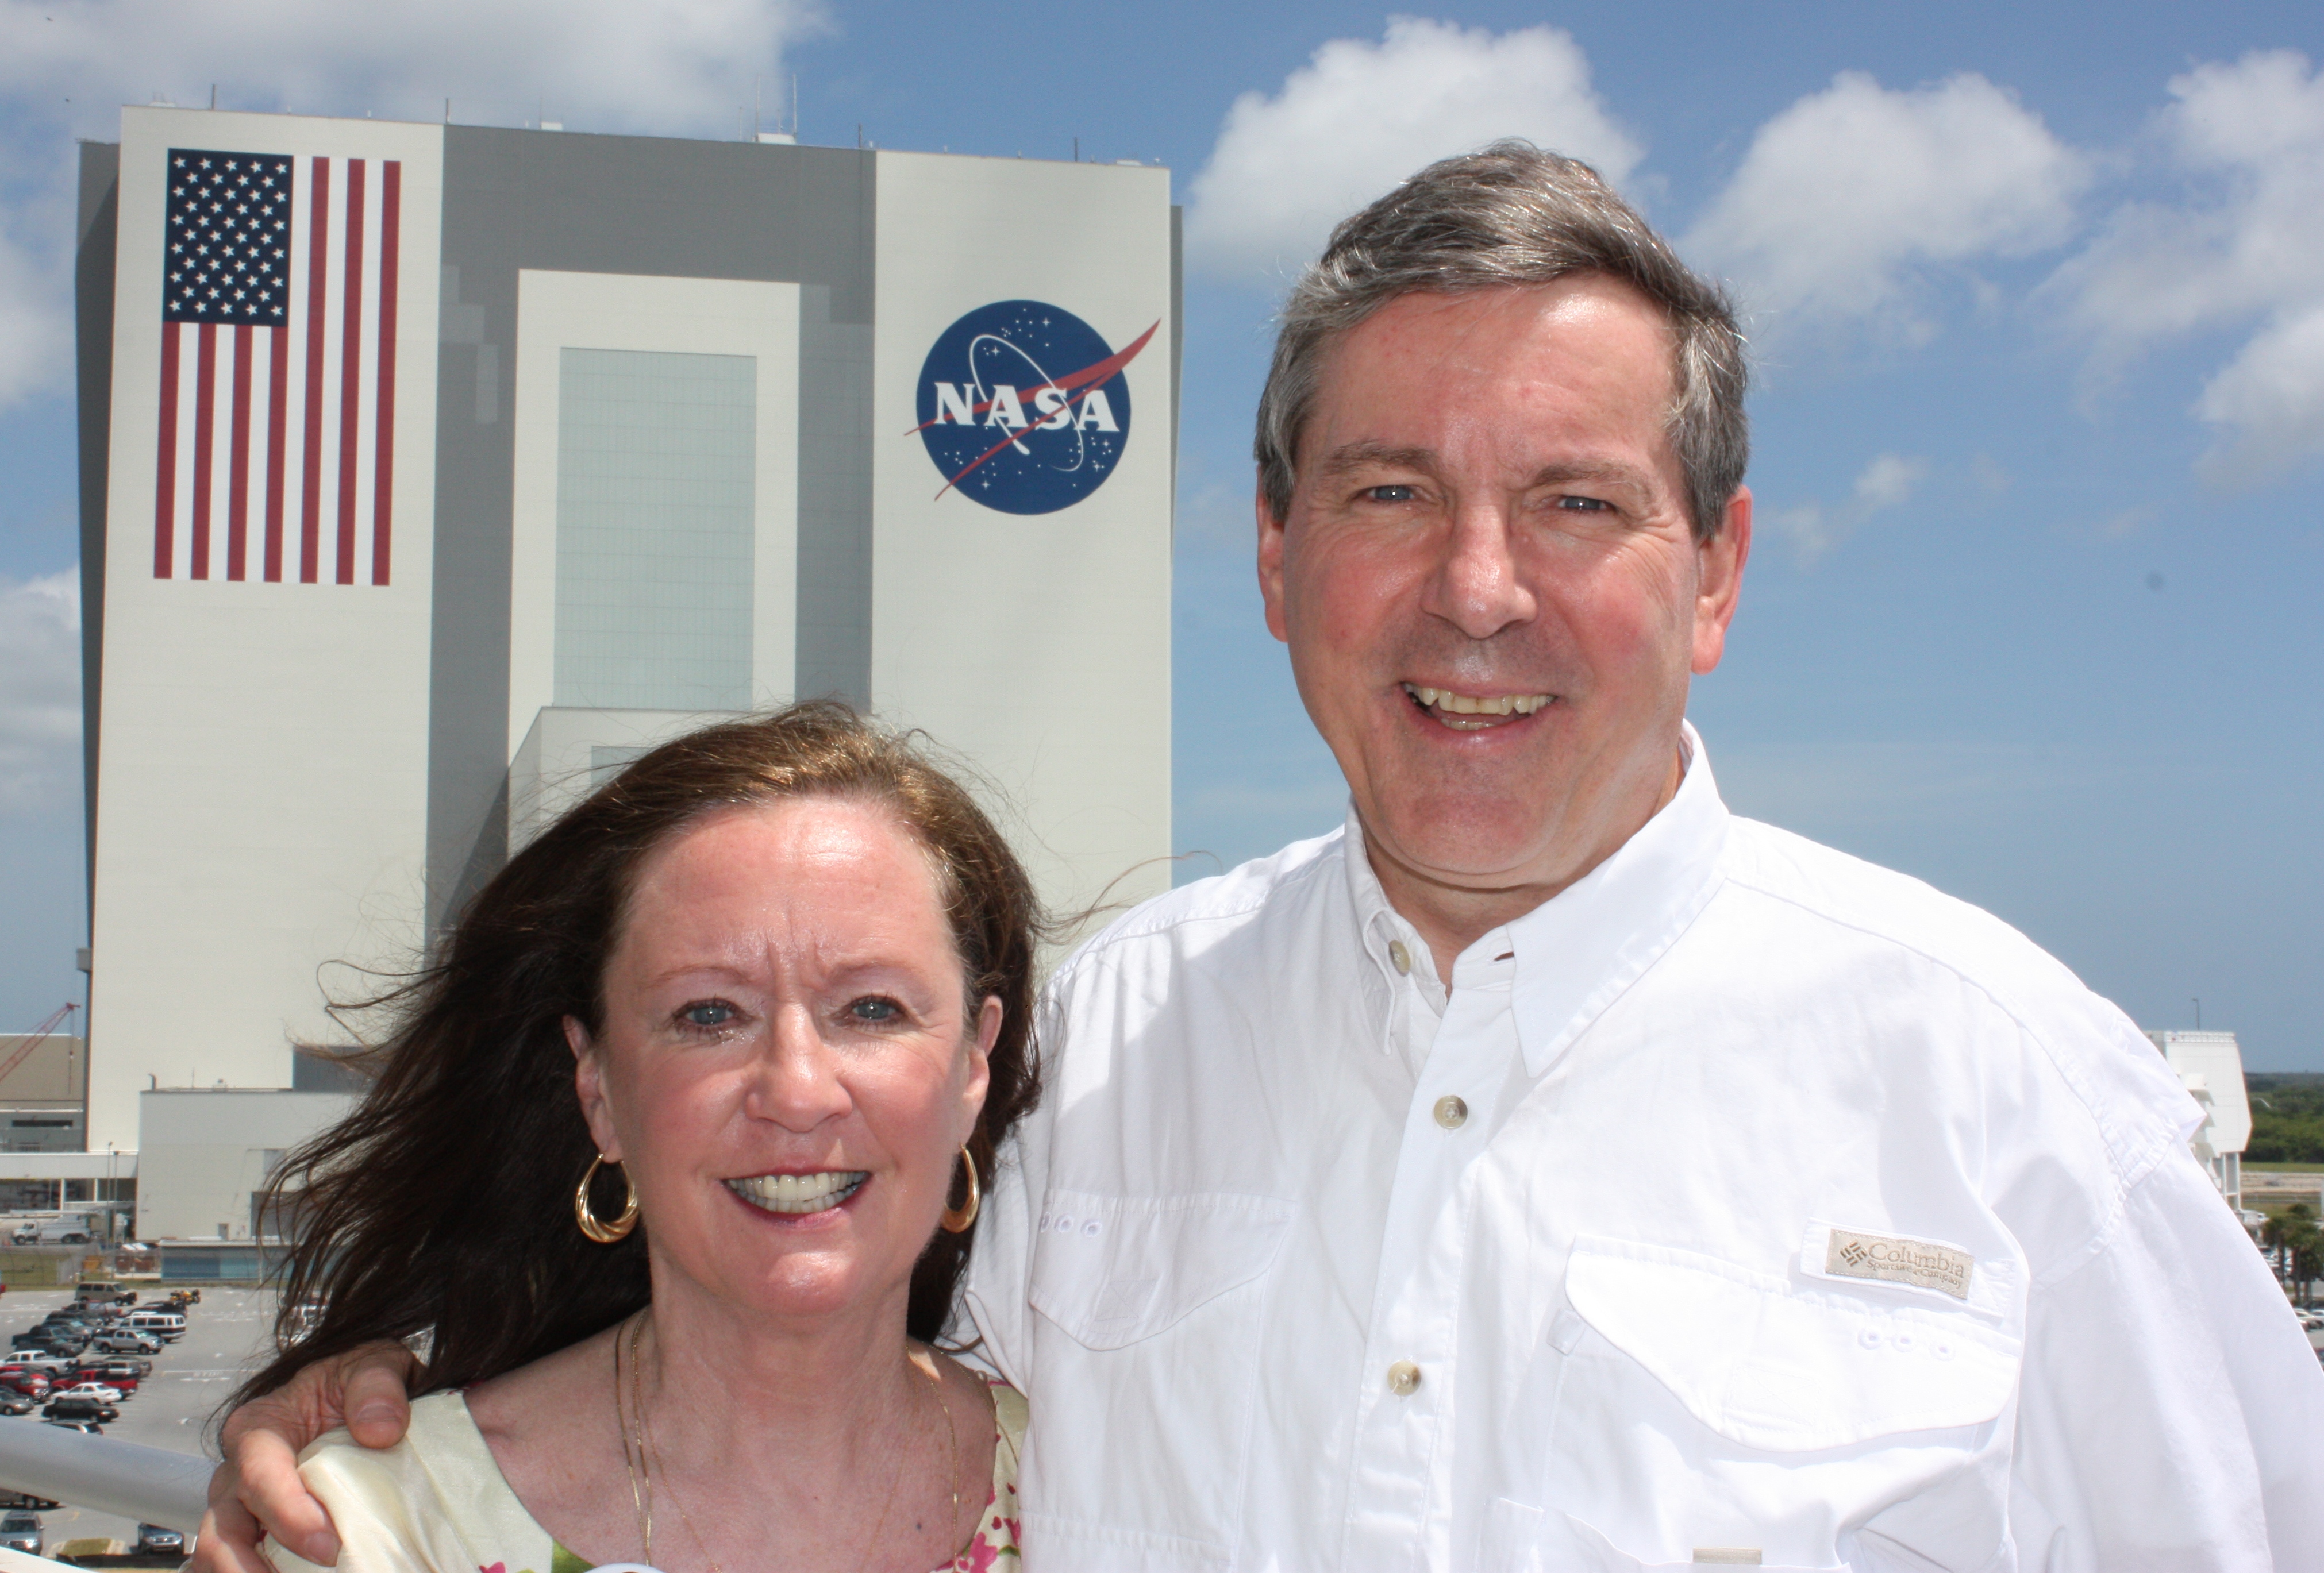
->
<box><xmin>912</xmin><ymin>300</ymin><xmax>1157</xmax><ymax>515</ymax></box>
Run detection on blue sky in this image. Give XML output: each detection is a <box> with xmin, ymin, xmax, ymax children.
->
<box><xmin>0</xmin><ymin>0</ymin><xmax>2318</xmax><ymax>1065</ymax></box>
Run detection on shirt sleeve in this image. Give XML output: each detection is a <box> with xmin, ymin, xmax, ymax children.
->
<box><xmin>2010</xmin><ymin>1149</ymin><xmax>2324</xmax><ymax>1572</ymax></box>
<box><xmin>259</xmin><ymin>1434</ymin><xmax>490</xmax><ymax>1573</ymax></box>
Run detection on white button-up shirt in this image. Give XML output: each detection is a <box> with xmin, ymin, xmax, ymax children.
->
<box><xmin>963</xmin><ymin>728</ymin><xmax>2324</xmax><ymax>1571</ymax></box>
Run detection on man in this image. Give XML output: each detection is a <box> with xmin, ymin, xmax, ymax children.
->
<box><xmin>203</xmin><ymin>144</ymin><xmax>2321</xmax><ymax>1571</ymax></box>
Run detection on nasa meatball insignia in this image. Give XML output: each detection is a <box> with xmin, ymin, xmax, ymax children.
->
<box><xmin>912</xmin><ymin>300</ymin><xmax>1157</xmax><ymax>515</ymax></box>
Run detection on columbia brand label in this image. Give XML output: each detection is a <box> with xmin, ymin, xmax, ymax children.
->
<box><xmin>1825</xmin><ymin>1228</ymin><xmax>1973</xmax><ymax>1300</ymax></box>
<box><xmin>910</xmin><ymin>299</ymin><xmax>1157</xmax><ymax>515</ymax></box>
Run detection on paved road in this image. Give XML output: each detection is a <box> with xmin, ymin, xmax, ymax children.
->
<box><xmin>0</xmin><ymin>1286</ymin><xmax>279</xmax><ymax>1556</ymax></box>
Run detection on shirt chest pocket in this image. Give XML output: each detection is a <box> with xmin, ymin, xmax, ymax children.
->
<box><xmin>1537</xmin><ymin>1236</ymin><xmax>2023</xmax><ymax>1573</ymax></box>
<box><xmin>1023</xmin><ymin>1190</ymin><xmax>1296</xmax><ymax>1569</ymax></box>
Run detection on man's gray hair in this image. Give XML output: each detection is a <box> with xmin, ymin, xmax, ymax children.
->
<box><xmin>1254</xmin><ymin>141</ymin><xmax>1749</xmax><ymax>541</ymax></box>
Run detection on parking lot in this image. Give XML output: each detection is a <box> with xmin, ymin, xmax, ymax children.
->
<box><xmin>0</xmin><ymin>1286</ymin><xmax>279</xmax><ymax>1555</ymax></box>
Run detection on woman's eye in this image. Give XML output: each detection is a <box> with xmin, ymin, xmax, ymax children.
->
<box><xmin>678</xmin><ymin>1000</ymin><xmax>736</xmax><ymax>1030</ymax></box>
<box><xmin>847</xmin><ymin>996</ymin><xmax>902</xmax><ymax>1024</ymax></box>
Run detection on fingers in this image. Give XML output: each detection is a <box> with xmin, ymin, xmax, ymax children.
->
<box><xmin>234</xmin><ymin>1425</ymin><xmax>339</xmax><ymax>1567</ymax></box>
<box><xmin>210</xmin><ymin>1340</ymin><xmax>417</xmax><ymax>1567</ymax></box>
<box><xmin>194</xmin><ymin>1487</ymin><xmax>284</xmax><ymax>1573</ymax></box>
<box><xmin>338</xmin><ymin>1344</ymin><xmax>418</xmax><ymax>1449</ymax></box>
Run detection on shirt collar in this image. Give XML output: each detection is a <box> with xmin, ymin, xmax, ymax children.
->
<box><xmin>1505</xmin><ymin>720</ymin><xmax>1730</xmax><ymax>1077</ymax></box>
<box><xmin>1339</xmin><ymin>722</ymin><xmax>1732</xmax><ymax>1077</ymax></box>
<box><xmin>1343</xmin><ymin>809</ymin><xmax>1447</xmax><ymax>1015</ymax></box>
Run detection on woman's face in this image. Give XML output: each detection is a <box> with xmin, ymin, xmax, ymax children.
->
<box><xmin>568</xmin><ymin>795</ymin><xmax>999</xmax><ymax>1324</ymax></box>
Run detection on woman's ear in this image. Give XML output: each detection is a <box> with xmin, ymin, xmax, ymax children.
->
<box><xmin>960</xmin><ymin>995</ymin><xmax>1001</xmax><ymax>1131</ymax></box>
<box><xmin>567</xmin><ymin>1015</ymin><xmax>621</xmax><ymax>1159</ymax></box>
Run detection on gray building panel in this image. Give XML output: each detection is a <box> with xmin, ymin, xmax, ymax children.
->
<box><xmin>424</xmin><ymin>129</ymin><xmax>878</xmax><ymax>936</ymax></box>
<box><xmin>75</xmin><ymin>141</ymin><xmax>120</xmax><ymax>922</ymax></box>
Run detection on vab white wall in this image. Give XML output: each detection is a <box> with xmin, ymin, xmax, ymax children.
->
<box><xmin>135</xmin><ymin>1089</ymin><xmax>353</xmax><ymax>1240</ymax></box>
<box><xmin>2148</xmin><ymin>1030</ymin><xmax>2253</xmax><ymax>1155</ymax></box>
<box><xmin>871</xmin><ymin>153</ymin><xmax>1174</xmax><ymax>927</ymax></box>
<box><xmin>89</xmin><ymin>110</ymin><xmax>444</xmax><ymax>1150</ymax></box>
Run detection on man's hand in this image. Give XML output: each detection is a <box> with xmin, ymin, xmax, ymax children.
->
<box><xmin>193</xmin><ymin>1342</ymin><xmax>421</xmax><ymax>1573</ymax></box>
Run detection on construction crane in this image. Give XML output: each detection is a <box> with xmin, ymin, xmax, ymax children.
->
<box><xmin>0</xmin><ymin>1003</ymin><xmax>79</xmax><ymax>1088</ymax></box>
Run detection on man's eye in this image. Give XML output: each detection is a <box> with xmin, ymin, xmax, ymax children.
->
<box><xmin>678</xmin><ymin>1000</ymin><xmax>736</xmax><ymax>1029</ymax></box>
<box><xmin>848</xmin><ymin>997</ymin><xmax>902</xmax><ymax>1024</ymax></box>
<box><xmin>1555</xmin><ymin>494</ymin><xmax>1612</xmax><ymax>512</ymax></box>
<box><xmin>1364</xmin><ymin>484</ymin><xmax>1418</xmax><ymax>504</ymax></box>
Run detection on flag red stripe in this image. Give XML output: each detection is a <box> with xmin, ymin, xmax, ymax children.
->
<box><xmin>301</xmin><ymin>157</ymin><xmax>330</xmax><ymax>584</ymax></box>
<box><xmin>371</xmin><ymin>161</ymin><xmax>399</xmax><ymax>587</ymax></box>
<box><xmin>227</xmin><ymin>324</ymin><xmax>253</xmax><ymax>580</ymax></box>
<box><xmin>264</xmin><ymin>323</ymin><xmax>289</xmax><ymax>582</ymax></box>
<box><xmin>190</xmin><ymin>323</ymin><xmax>217</xmax><ymax>580</ymax></box>
<box><xmin>154</xmin><ymin>322</ymin><xmax>180</xmax><ymax>578</ymax></box>
<box><xmin>336</xmin><ymin>159</ymin><xmax>365</xmax><ymax>586</ymax></box>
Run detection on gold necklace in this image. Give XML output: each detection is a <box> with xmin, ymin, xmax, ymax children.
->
<box><xmin>613</xmin><ymin>1314</ymin><xmax>651</xmax><ymax>1564</ymax></box>
<box><xmin>614</xmin><ymin>1312</ymin><xmax>958</xmax><ymax>1573</ymax></box>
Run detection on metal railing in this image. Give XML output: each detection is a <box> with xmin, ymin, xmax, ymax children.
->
<box><xmin>0</xmin><ymin>1420</ymin><xmax>209</xmax><ymax>1532</ymax></box>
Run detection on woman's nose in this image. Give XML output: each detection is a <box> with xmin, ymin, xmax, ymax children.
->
<box><xmin>744</xmin><ymin>1005</ymin><xmax>852</xmax><ymax>1130</ymax></box>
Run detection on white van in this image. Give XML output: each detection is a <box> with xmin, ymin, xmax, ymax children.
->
<box><xmin>125</xmin><ymin>1311</ymin><xmax>184</xmax><ymax>1340</ymax></box>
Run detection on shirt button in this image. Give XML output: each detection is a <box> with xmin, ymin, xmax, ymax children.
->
<box><xmin>1388</xmin><ymin>940</ymin><xmax>1413</xmax><ymax>976</ymax></box>
<box><xmin>1386</xmin><ymin>1360</ymin><xmax>1422</xmax><ymax>1397</ymax></box>
<box><xmin>1432</xmin><ymin>1095</ymin><xmax>1469</xmax><ymax>1129</ymax></box>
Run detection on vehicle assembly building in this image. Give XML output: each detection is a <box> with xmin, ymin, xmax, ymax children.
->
<box><xmin>74</xmin><ymin>106</ymin><xmax>1179</xmax><ymax>1225</ymax></box>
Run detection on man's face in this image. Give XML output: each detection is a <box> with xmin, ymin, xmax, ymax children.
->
<box><xmin>1258</xmin><ymin>275</ymin><xmax>1750</xmax><ymax>902</ymax></box>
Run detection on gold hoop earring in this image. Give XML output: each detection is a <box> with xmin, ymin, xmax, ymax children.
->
<box><xmin>575</xmin><ymin>1153</ymin><xmax>640</xmax><ymax>1244</ymax></box>
<box><xmin>939</xmin><ymin>1146</ymin><xmax>980</xmax><ymax>1234</ymax></box>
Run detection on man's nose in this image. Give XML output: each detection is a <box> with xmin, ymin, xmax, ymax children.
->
<box><xmin>745</xmin><ymin>1004</ymin><xmax>853</xmax><ymax>1131</ymax></box>
<box><xmin>1423</xmin><ymin>500</ymin><xmax>1536</xmax><ymax>640</ymax></box>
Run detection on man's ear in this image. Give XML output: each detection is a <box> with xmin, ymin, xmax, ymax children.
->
<box><xmin>1257</xmin><ymin>481</ymin><xmax>1292</xmax><ymax>646</ymax></box>
<box><xmin>567</xmin><ymin>1015</ymin><xmax>621</xmax><ymax>1159</ymax></box>
<box><xmin>1691</xmin><ymin>485</ymin><xmax>1752</xmax><ymax>676</ymax></box>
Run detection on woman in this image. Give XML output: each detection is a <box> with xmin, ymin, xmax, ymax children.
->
<box><xmin>244</xmin><ymin>703</ymin><xmax>1042</xmax><ymax>1573</ymax></box>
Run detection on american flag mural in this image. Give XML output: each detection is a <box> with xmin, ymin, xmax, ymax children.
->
<box><xmin>155</xmin><ymin>146</ymin><xmax>402</xmax><ymax>584</ymax></box>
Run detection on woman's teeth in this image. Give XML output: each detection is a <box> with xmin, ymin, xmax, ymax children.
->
<box><xmin>727</xmin><ymin>1171</ymin><xmax>868</xmax><ymax>1215</ymax></box>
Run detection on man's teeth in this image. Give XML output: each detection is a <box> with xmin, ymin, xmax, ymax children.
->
<box><xmin>1405</xmin><ymin>685</ymin><xmax>1551</xmax><ymax>716</ymax></box>
<box><xmin>727</xmin><ymin>1171</ymin><xmax>868</xmax><ymax>1215</ymax></box>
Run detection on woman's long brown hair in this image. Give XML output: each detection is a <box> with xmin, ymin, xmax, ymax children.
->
<box><xmin>234</xmin><ymin>703</ymin><xmax>1045</xmax><ymax>1406</ymax></box>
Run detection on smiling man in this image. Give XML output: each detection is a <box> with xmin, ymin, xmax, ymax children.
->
<box><xmin>959</xmin><ymin>144</ymin><xmax>2323</xmax><ymax>1571</ymax></box>
<box><xmin>204</xmin><ymin>144</ymin><xmax>2319</xmax><ymax>1572</ymax></box>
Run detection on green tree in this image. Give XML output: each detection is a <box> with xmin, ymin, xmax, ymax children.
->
<box><xmin>2261</xmin><ymin>1204</ymin><xmax>2322</xmax><ymax>1306</ymax></box>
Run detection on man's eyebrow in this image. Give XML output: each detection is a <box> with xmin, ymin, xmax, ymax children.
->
<box><xmin>1526</xmin><ymin>459</ymin><xmax>1656</xmax><ymax>494</ymax></box>
<box><xmin>1313</xmin><ymin>441</ymin><xmax>1439</xmax><ymax>480</ymax></box>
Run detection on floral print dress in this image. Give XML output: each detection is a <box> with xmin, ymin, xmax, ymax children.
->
<box><xmin>263</xmin><ymin>1381</ymin><xmax>1025</xmax><ymax>1573</ymax></box>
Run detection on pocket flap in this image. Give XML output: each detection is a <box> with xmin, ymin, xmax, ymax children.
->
<box><xmin>1030</xmin><ymin>1190</ymin><xmax>1296</xmax><ymax>1351</ymax></box>
<box><xmin>1564</xmin><ymin>1236</ymin><xmax>2021</xmax><ymax>1452</ymax></box>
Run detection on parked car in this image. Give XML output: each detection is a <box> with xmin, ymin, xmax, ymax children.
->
<box><xmin>0</xmin><ymin>1395</ymin><xmax>33</xmax><ymax>1417</ymax></box>
<box><xmin>41</xmin><ymin>1398</ymin><xmax>117</xmax><ymax>1423</ymax></box>
<box><xmin>53</xmin><ymin>1383</ymin><xmax>122</xmax><ymax>1405</ymax></box>
<box><xmin>4</xmin><ymin>1354</ymin><xmax>72</xmax><ymax>1373</ymax></box>
<box><xmin>74</xmin><ymin>1361</ymin><xmax>145</xmax><ymax>1385</ymax></box>
<box><xmin>0</xmin><ymin>1374</ymin><xmax>47</xmax><ymax>1399</ymax></box>
<box><xmin>94</xmin><ymin>1332</ymin><xmax>160</xmax><ymax>1355</ymax></box>
<box><xmin>39</xmin><ymin>1418</ymin><xmax>99</xmax><ymax>1435</ymax></box>
<box><xmin>134</xmin><ymin>1525</ymin><xmax>184</xmax><ymax>1557</ymax></box>
<box><xmin>125</xmin><ymin>1311</ymin><xmax>185</xmax><ymax>1340</ymax></box>
<box><xmin>0</xmin><ymin>1511</ymin><xmax>41</xmax><ymax>1557</ymax></box>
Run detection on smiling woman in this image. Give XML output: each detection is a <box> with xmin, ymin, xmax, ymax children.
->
<box><xmin>232</xmin><ymin>703</ymin><xmax>1042</xmax><ymax>1573</ymax></box>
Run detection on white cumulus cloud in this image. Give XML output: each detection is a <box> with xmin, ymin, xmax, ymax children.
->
<box><xmin>1688</xmin><ymin>71</ymin><xmax>2086</xmax><ymax>341</ymax></box>
<box><xmin>0</xmin><ymin>0</ymin><xmax>826</xmax><ymax>409</ymax></box>
<box><xmin>1183</xmin><ymin>17</ymin><xmax>1642</xmax><ymax>281</ymax></box>
<box><xmin>2050</xmin><ymin>51</ymin><xmax>2324</xmax><ymax>480</ymax></box>
<box><xmin>1769</xmin><ymin>452</ymin><xmax>1928</xmax><ymax>564</ymax></box>
<box><xmin>0</xmin><ymin>569</ymin><xmax>80</xmax><ymax>813</ymax></box>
